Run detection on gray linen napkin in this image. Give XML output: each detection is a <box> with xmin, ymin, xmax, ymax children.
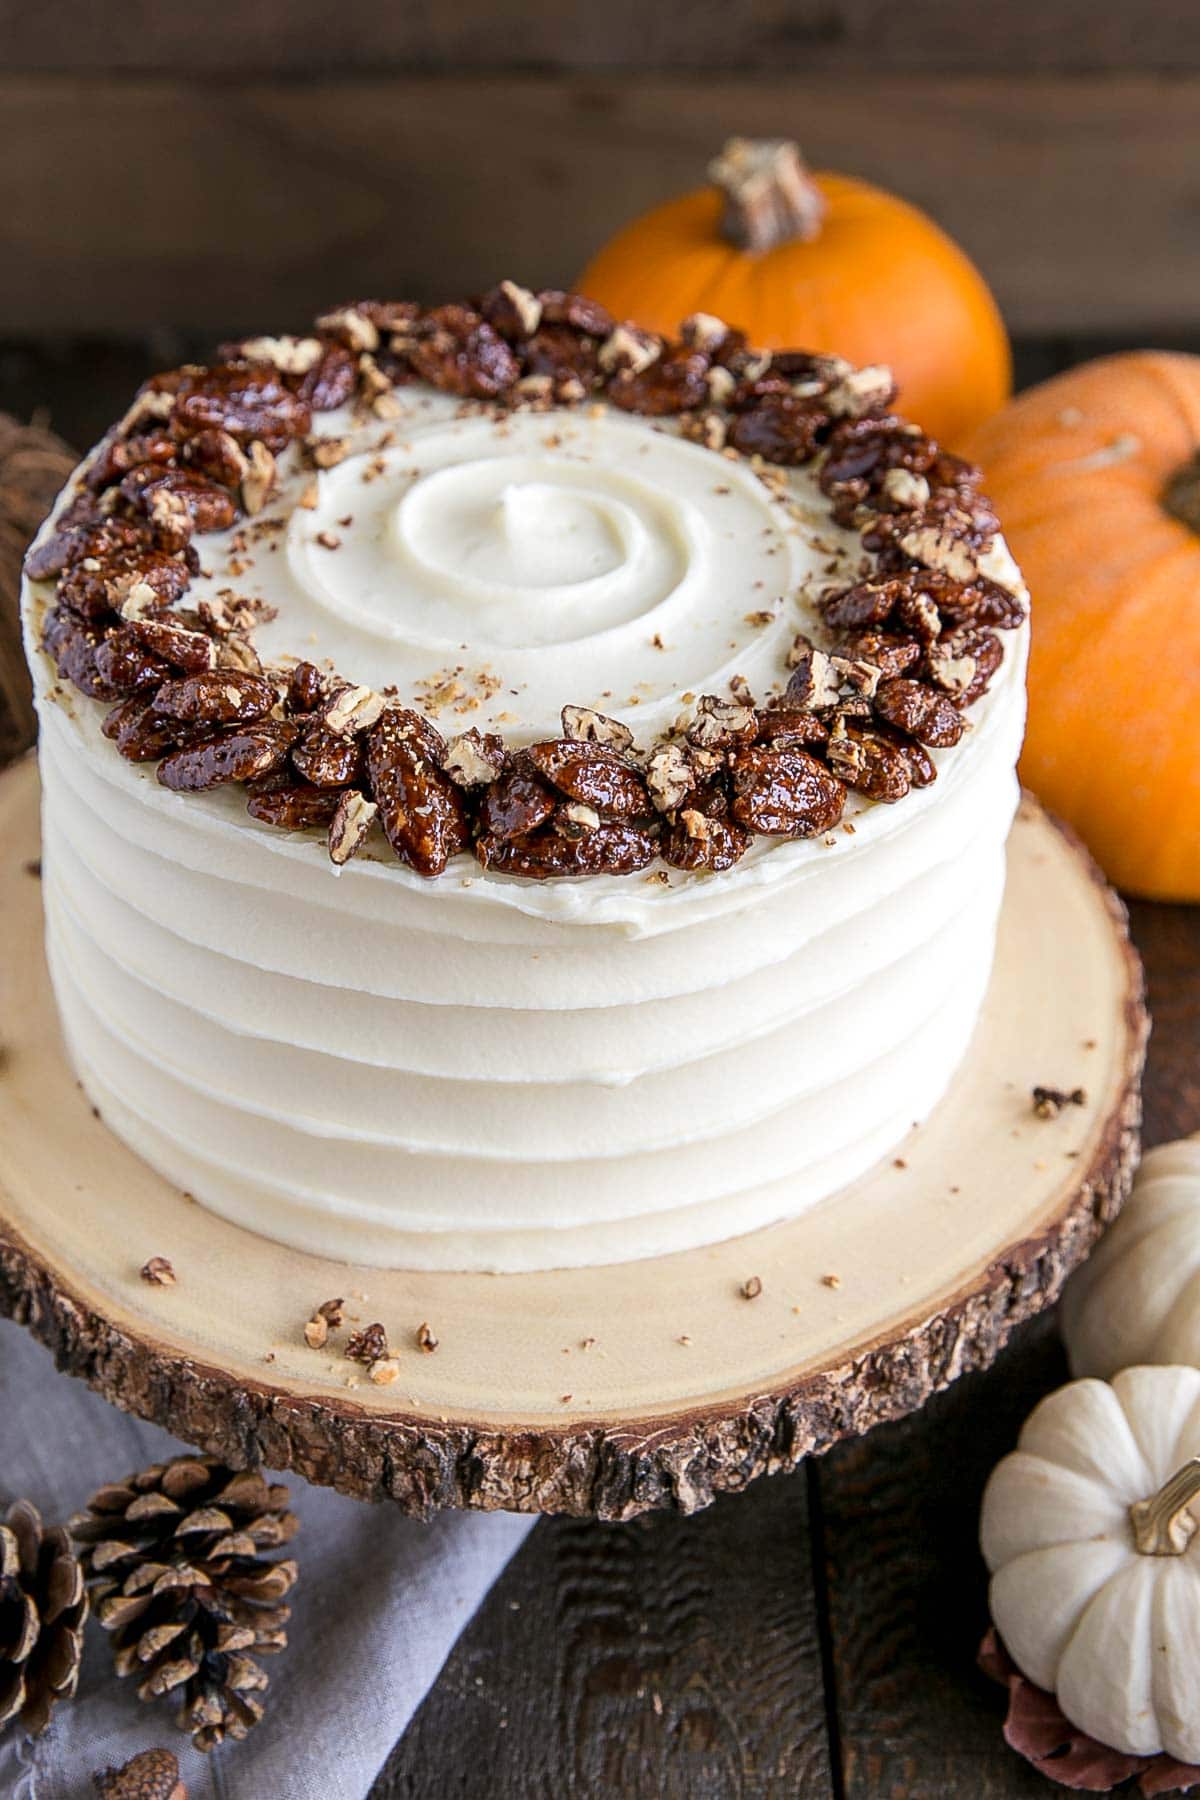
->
<box><xmin>0</xmin><ymin>1319</ymin><xmax>534</xmax><ymax>1799</ymax></box>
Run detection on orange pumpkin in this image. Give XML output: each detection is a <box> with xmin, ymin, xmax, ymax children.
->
<box><xmin>963</xmin><ymin>352</ymin><xmax>1200</xmax><ymax>900</ymax></box>
<box><xmin>577</xmin><ymin>137</ymin><xmax>1010</xmax><ymax>448</ymax></box>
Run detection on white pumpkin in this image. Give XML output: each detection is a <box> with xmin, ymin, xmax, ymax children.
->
<box><xmin>981</xmin><ymin>1364</ymin><xmax>1200</xmax><ymax>1760</ymax></box>
<box><xmin>1062</xmin><ymin>1135</ymin><xmax>1200</xmax><ymax>1378</ymax></box>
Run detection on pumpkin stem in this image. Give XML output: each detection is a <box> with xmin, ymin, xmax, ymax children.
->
<box><xmin>1162</xmin><ymin>455</ymin><xmax>1200</xmax><ymax>535</ymax></box>
<box><xmin>1130</xmin><ymin>1458</ymin><xmax>1200</xmax><ymax>1556</ymax></box>
<box><xmin>709</xmin><ymin>138</ymin><xmax>826</xmax><ymax>255</ymax></box>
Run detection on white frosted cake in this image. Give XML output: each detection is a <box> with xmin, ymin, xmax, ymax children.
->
<box><xmin>21</xmin><ymin>288</ymin><xmax>1028</xmax><ymax>1272</ymax></box>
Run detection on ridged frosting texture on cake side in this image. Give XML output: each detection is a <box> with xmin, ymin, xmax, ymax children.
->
<box><xmin>32</xmin><ymin>629</ymin><xmax>1024</xmax><ymax>1270</ymax></box>
<box><xmin>24</xmin><ymin>385</ymin><xmax>1028</xmax><ymax>1272</ymax></box>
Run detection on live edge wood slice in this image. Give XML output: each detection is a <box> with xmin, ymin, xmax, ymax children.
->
<box><xmin>0</xmin><ymin>758</ymin><xmax>1146</xmax><ymax>1522</ymax></box>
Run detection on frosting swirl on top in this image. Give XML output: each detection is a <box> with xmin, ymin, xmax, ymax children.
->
<box><xmin>268</xmin><ymin>402</ymin><xmax>836</xmax><ymax>741</ymax></box>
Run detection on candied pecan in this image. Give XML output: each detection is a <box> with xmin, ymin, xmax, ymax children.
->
<box><xmin>785</xmin><ymin>646</ymin><xmax>843</xmax><ymax>713</ymax></box>
<box><xmin>285</xmin><ymin>660</ymin><xmax>326</xmax><ymax>715</ymax></box>
<box><xmin>292</xmin><ymin>723</ymin><xmax>362</xmax><ymax>787</ymax></box>
<box><xmin>924</xmin><ymin>626</ymin><xmax>1003</xmax><ymax>707</ymax></box>
<box><xmin>728</xmin><ymin>746</ymin><xmax>845</xmax><ymax>837</ymax></box>
<box><xmin>536</xmin><ymin>290</ymin><xmax>613</xmax><ymax>336</ymax></box>
<box><xmin>328</xmin><ymin>789</ymin><xmax>378</xmax><ymax>865</ymax></box>
<box><xmin>825</xmin><ymin>365</ymin><xmax>898</xmax><ymax>421</ymax></box>
<box><xmin>660</xmin><ymin>808</ymin><xmax>750</xmax><ymax>873</ymax></box>
<box><xmin>520</xmin><ymin>326</ymin><xmax>599</xmax><ymax>398</ymax></box>
<box><xmin>561</xmin><ymin>705</ymin><xmax>634</xmax><ymax>752</ymax></box>
<box><xmin>157</xmin><ymin>720</ymin><xmax>298</xmax><ymax>792</ymax></box>
<box><xmin>873</xmin><ymin>677</ymin><xmax>964</xmax><ymax>748</ymax></box>
<box><xmin>101</xmin><ymin>695</ymin><xmax>189</xmax><ymax>763</ymax></box>
<box><xmin>442</xmin><ymin>729</ymin><xmax>506</xmax><ymax>787</ymax></box>
<box><xmin>127</xmin><ymin>616</ymin><xmax>214</xmax><ymax>672</ymax></box>
<box><xmin>85</xmin><ymin>428</ymin><xmax>177</xmax><ymax>493</ymax></box>
<box><xmin>477</xmin><ymin>758</ymin><xmax>556</xmax><ymax>841</ymax></box>
<box><xmin>409</xmin><ymin>305</ymin><xmax>519</xmax><ymax>400</ymax></box>
<box><xmin>645</xmin><ymin>742</ymin><xmax>696</xmax><ymax>814</ymax></box>
<box><xmin>608</xmin><ymin>350</ymin><xmax>709</xmax><ymax>416</ymax></box>
<box><xmin>480</xmin><ymin>280</ymin><xmax>542</xmax><ymax>340</ymax></box>
<box><xmin>826</xmin><ymin>717</ymin><xmax>911</xmax><ymax>802</ymax></box>
<box><xmin>93</xmin><ymin>627</ymin><xmax>171</xmax><ymax>696</ymax></box>
<box><xmin>345</xmin><ymin>1321</ymin><xmax>389</xmax><ymax>1364</ymax></box>
<box><xmin>294</xmin><ymin>341</ymin><xmax>358</xmax><ymax>410</ymax></box>
<box><xmin>41</xmin><ymin>606</ymin><xmax>119</xmax><ymax>699</ymax></box>
<box><xmin>366</xmin><ymin>708</ymin><xmax>469</xmax><ymax>877</ymax></box>
<box><xmin>597</xmin><ymin>324</ymin><xmax>662</xmax><ymax>377</ymax></box>
<box><xmin>973</xmin><ymin>583</ymin><xmax>1027</xmax><ymax>630</ymax></box>
<box><xmin>171</xmin><ymin>362</ymin><xmax>312</xmax><ymax>451</ymax></box>
<box><xmin>727</xmin><ymin>395</ymin><xmax>829</xmax><ymax>464</ymax></box>
<box><xmin>525</xmin><ymin>740</ymin><xmax>651</xmax><ymax>818</ymax></box>
<box><xmin>321</xmin><ymin>684</ymin><xmax>386</xmax><ymax>736</ymax></box>
<box><xmin>820</xmin><ymin>416</ymin><xmax>934</xmax><ymax>490</ymax></box>
<box><xmin>59</xmin><ymin>544</ymin><xmax>193</xmax><ymax>622</ymax></box>
<box><xmin>756</xmin><ymin>705</ymin><xmax>829</xmax><ymax>750</ymax></box>
<box><xmin>24</xmin><ymin>504</ymin><xmax>105</xmax><ymax>581</ymax></box>
<box><xmin>179</xmin><ymin>426</ymin><xmax>250</xmax><ymax>496</ymax></box>
<box><xmin>119</xmin><ymin>466</ymin><xmax>239</xmax><ymax>540</ymax></box>
<box><xmin>821</xmin><ymin>578</ymin><xmax>906</xmax><ymax>633</ymax></box>
<box><xmin>477</xmin><ymin>821</ymin><xmax>655</xmax><ymax>879</ymax></box>
<box><xmin>247</xmin><ymin>783</ymin><xmax>343</xmax><ymax>830</ymax></box>
<box><xmin>834</xmin><ymin>631</ymin><xmax>921</xmax><ymax>679</ymax></box>
<box><xmin>687</xmin><ymin>694</ymin><xmax>758</xmax><ymax>750</ymax></box>
<box><xmin>154</xmin><ymin>669</ymin><xmax>277</xmax><ymax>727</ymax></box>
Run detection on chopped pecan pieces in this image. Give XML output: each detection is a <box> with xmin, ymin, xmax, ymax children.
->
<box><xmin>157</xmin><ymin>720</ymin><xmax>298</xmax><ymax>792</ymax></box>
<box><xmin>687</xmin><ymin>695</ymin><xmax>757</xmax><ymax>750</ymax></box>
<box><xmin>154</xmin><ymin>669</ymin><xmax>277</xmax><ymax>727</ymax></box>
<box><xmin>443</xmin><ymin>729</ymin><xmax>506</xmax><ymax>787</ymax></box>
<box><xmin>366</xmin><ymin>708</ymin><xmax>469</xmax><ymax>876</ymax></box>
<box><xmin>525</xmin><ymin>740</ymin><xmax>651</xmax><ymax>818</ymax></box>
<box><xmin>328</xmin><ymin>789</ymin><xmax>378</xmax><ymax>865</ymax></box>
<box><xmin>873</xmin><ymin>677</ymin><xmax>964</xmax><ymax>748</ymax></box>
<box><xmin>321</xmin><ymin>683</ymin><xmax>385</xmax><ymax>736</ymax></box>
<box><xmin>645</xmin><ymin>742</ymin><xmax>696</xmax><ymax>814</ymax></box>
<box><xmin>728</xmin><ymin>746</ymin><xmax>845</xmax><ymax>836</ymax></box>
<box><xmin>561</xmin><ymin>704</ymin><xmax>635</xmax><ymax>752</ymax></box>
<box><xmin>481</xmin><ymin>279</ymin><xmax>543</xmax><ymax>340</ymax></box>
<box><xmin>345</xmin><ymin>1322</ymin><xmax>389</xmax><ymax>1364</ymax></box>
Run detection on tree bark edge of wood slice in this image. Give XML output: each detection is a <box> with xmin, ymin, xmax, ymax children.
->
<box><xmin>0</xmin><ymin>763</ymin><xmax>1147</xmax><ymax>1521</ymax></box>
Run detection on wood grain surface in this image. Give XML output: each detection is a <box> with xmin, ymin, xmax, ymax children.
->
<box><xmin>3</xmin><ymin>332</ymin><xmax>1199</xmax><ymax>1794</ymax></box>
<box><xmin>3</xmin><ymin>0</ymin><xmax>1198</xmax><ymax>72</ymax></box>
<box><xmin>2</xmin><ymin>72</ymin><xmax>1199</xmax><ymax>336</ymax></box>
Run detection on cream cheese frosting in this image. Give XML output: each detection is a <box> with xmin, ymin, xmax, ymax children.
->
<box><xmin>24</xmin><ymin>378</ymin><xmax>1028</xmax><ymax>1272</ymax></box>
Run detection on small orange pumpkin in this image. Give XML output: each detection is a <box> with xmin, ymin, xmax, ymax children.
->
<box><xmin>577</xmin><ymin>137</ymin><xmax>1010</xmax><ymax>447</ymax></box>
<box><xmin>963</xmin><ymin>352</ymin><xmax>1200</xmax><ymax>900</ymax></box>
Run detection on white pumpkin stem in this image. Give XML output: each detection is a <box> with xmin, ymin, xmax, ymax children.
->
<box><xmin>709</xmin><ymin>138</ymin><xmax>826</xmax><ymax>255</ymax></box>
<box><xmin>1130</xmin><ymin>1458</ymin><xmax>1200</xmax><ymax>1556</ymax></box>
<box><xmin>1163</xmin><ymin>454</ymin><xmax>1200</xmax><ymax>535</ymax></box>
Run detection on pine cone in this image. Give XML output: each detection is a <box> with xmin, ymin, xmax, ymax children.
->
<box><xmin>70</xmin><ymin>1457</ymin><xmax>298</xmax><ymax>1752</ymax></box>
<box><xmin>94</xmin><ymin>1747</ymin><xmax>187</xmax><ymax>1799</ymax></box>
<box><xmin>0</xmin><ymin>1498</ymin><xmax>88</xmax><ymax>1736</ymax></box>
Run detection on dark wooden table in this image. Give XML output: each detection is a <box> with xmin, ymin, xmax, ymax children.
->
<box><xmin>3</xmin><ymin>338</ymin><xmax>1197</xmax><ymax>1800</ymax></box>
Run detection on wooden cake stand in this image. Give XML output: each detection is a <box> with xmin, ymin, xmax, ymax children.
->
<box><xmin>0</xmin><ymin>759</ymin><xmax>1146</xmax><ymax>1520</ymax></box>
